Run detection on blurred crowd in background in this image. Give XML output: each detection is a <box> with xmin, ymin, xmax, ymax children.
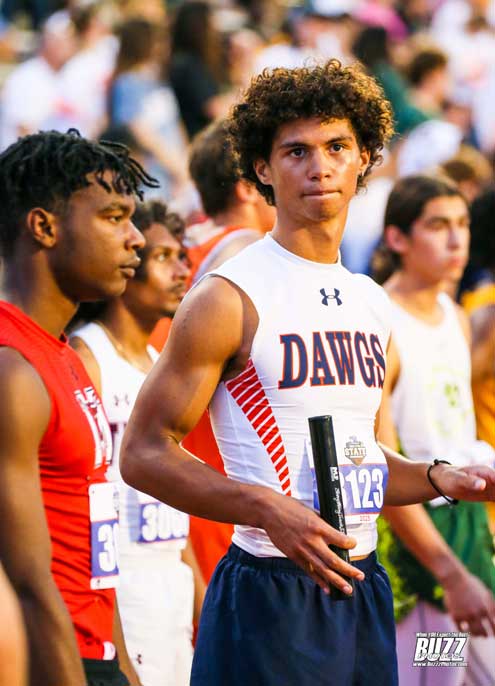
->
<box><xmin>0</xmin><ymin>0</ymin><xmax>494</xmax><ymax>278</ymax></box>
<box><xmin>0</xmin><ymin>2</ymin><xmax>494</xmax><ymax>684</ymax></box>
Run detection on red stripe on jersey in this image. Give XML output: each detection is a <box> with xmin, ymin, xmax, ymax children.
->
<box><xmin>251</xmin><ymin>406</ymin><xmax>271</xmax><ymax>430</ymax></box>
<box><xmin>229</xmin><ymin>367</ymin><xmax>257</xmax><ymax>398</ymax></box>
<box><xmin>225</xmin><ymin>359</ymin><xmax>291</xmax><ymax>495</ymax></box>
<box><xmin>246</xmin><ymin>397</ymin><xmax>269</xmax><ymax>422</ymax></box>
<box><xmin>240</xmin><ymin>387</ymin><xmax>265</xmax><ymax>411</ymax></box>
<box><xmin>233</xmin><ymin>376</ymin><xmax>258</xmax><ymax>404</ymax></box>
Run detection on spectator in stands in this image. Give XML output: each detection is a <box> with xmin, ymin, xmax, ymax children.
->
<box><xmin>352</xmin><ymin>25</ymin><xmax>429</xmax><ymax>135</ymax></box>
<box><xmin>56</xmin><ymin>2</ymin><xmax>118</xmax><ymax>138</ymax></box>
<box><xmin>169</xmin><ymin>2</ymin><xmax>235</xmax><ymax>138</ymax></box>
<box><xmin>108</xmin><ymin>18</ymin><xmax>189</xmax><ymax>201</ymax></box>
<box><xmin>406</xmin><ymin>47</ymin><xmax>451</xmax><ymax>117</ymax></box>
<box><xmin>441</xmin><ymin>145</ymin><xmax>493</xmax><ymax>203</ymax></box>
<box><xmin>0</xmin><ymin>11</ymin><xmax>75</xmax><ymax>150</ymax></box>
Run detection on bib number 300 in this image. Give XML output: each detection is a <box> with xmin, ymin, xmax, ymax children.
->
<box><xmin>89</xmin><ymin>482</ymin><xmax>119</xmax><ymax>590</ymax></box>
<box><xmin>138</xmin><ymin>494</ymin><xmax>189</xmax><ymax>544</ymax></box>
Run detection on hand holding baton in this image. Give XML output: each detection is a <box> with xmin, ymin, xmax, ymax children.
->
<box><xmin>308</xmin><ymin>414</ymin><xmax>354</xmax><ymax>600</ymax></box>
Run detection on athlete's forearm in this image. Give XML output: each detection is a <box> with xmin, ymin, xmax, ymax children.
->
<box><xmin>121</xmin><ymin>429</ymin><xmax>362</xmax><ymax>595</ymax></box>
<box><xmin>120</xmin><ymin>431</ymin><xmax>273</xmax><ymax>529</ymax></box>
<box><xmin>382</xmin><ymin>504</ymin><xmax>466</xmax><ymax>584</ymax></box>
<box><xmin>381</xmin><ymin>444</ymin><xmax>439</xmax><ymax>505</ymax></box>
<box><xmin>19</xmin><ymin>578</ymin><xmax>86</xmax><ymax>686</ymax></box>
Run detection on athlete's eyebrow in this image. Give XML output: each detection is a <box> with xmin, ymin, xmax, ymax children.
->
<box><xmin>424</xmin><ymin>213</ymin><xmax>469</xmax><ymax>224</ymax></box>
<box><xmin>100</xmin><ymin>200</ymin><xmax>134</xmax><ymax>214</ymax></box>
<box><xmin>277</xmin><ymin>135</ymin><xmax>354</xmax><ymax>150</ymax></box>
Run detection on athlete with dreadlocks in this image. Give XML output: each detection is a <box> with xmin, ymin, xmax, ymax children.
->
<box><xmin>0</xmin><ymin>129</ymin><xmax>158</xmax><ymax>686</ymax></box>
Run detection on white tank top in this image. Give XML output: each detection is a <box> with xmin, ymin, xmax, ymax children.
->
<box><xmin>206</xmin><ymin>234</ymin><xmax>392</xmax><ymax>558</ymax></box>
<box><xmin>390</xmin><ymin>293</ymin><xmax>494</xmax><ymax>505</ymax></box>
<box><xmin>73</xmin><ymin>323</ymin><xmax>189</xmax><ymax>556</ymax></box>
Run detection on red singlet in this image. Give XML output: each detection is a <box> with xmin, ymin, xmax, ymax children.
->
<box><xmin>0</xmin><ymin>302</ymin><xmax>117</xmax><ymax>659</ymax></box>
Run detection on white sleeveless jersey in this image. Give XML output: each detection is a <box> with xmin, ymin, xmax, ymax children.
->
<box><xmin>390</xmin><ymin>293</ymin><xmax>494</xmax><ymax>502</ymax></box>
<box><xmin>206</xmin><ymin>234</ymin><xmax>392</xmax><ymax>558</ymax></box>
<box><xmin>73</xmin><ymin>323</ymin><xmax>189</xmax><ymax>555</ymax></box>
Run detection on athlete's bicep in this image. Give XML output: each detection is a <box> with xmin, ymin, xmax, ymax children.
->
<box><xmin>130</xmin><ymin>276</ymin><xmax>244</xmax><ymax>441</ymax></box>
<box><xmin>0</xmin><ymin>349</ymin><xmax>54</xmax><ymax>586</ymax></box>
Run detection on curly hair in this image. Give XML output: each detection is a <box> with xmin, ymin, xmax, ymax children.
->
<box><xmin>228</xmin><ymin>59</ymin><xmax>394</xmax><ymax>205</ymax></box>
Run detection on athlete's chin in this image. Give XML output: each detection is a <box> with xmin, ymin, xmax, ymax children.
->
<box><xmin>91</xmin><ymin>277</ymin><xmax>128</xmax><ymax>300</ymax></box>
<box><xmin>160</xmin><ymin>303</ymin><xmax>180</xmax><ymax>318</ymax></box>
<box><xmin>441</xmin><ymin>265</ymin><xmax>466</xmax><ymax>282</ymax></box>
<box><xmin>307</xmin><ymin>207</ymin><xmax>342</xmax><ymax>223</ymax></box>
<box><xmin>302</xmin><ymin>196</ymin><xmax>343</xmax><ymax>221</ymax></box>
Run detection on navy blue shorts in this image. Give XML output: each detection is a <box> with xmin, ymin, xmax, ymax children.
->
<box><xmin>191</xmin><ymin>544</ymin><xmax>398</xmax><ymax>686</ymax></box>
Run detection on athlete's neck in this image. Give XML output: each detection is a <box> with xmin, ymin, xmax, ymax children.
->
<box><xmin>212</xmin><ymin>204</ymin><xmax>260</xmax><ymax>233</ymax></box>
<box><xmin>385</xmin><ymin>270</ymin><xmax>444</xmax><ymax>324</ymax></box>
<box><xmin>270</xmin><ymin>216</ymin><xmax>345</xmax><ymax>264</ymax></box>
<box><xmin>3</xmin><ymin>259</ymin><xmax>77</xmax><ymax>338</ymax></box>
<box><xmin>97</xmin><ymin>300</ymin><xmax>154</xmax><ymax>372</ymax></box>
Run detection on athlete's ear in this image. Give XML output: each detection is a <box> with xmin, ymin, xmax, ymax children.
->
<box><xmin>26</xmin><ymin>208</ymin><xmax>59</xmax><ymax>249</ymax></box>
<box><xmin>253</xmin><ymin>158</ymin><xmax>272</xmax><ymax>187</ymax></box>
<box><xmin>384</xmin><ymin>225</ymin><xmax>409</xmax><ymax>256</ymax></box>
<box><xmin>358</xmin><ymin>148</ymin><xmax>371</xmax><ymax>177</ymax></box>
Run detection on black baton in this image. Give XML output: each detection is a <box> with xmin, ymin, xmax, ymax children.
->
<box><xmin>308</xmin><ymin>414</ymin><xmax>354</xmax><ymax>600</ymax></box>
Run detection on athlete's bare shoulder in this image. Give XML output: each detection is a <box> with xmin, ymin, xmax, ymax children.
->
<box><xmin>172</xmin><ymin>273</ymin><xmax>258</xmax><ymax>372</ymax></box>
<box><xmin>0</xmin><ymin>347</ymin><xmax>50</xmax><ymax>405</ymax></box>
<box><xmin>0</xmin><ymin>347</ymin><xmax>51</xmax><ymax>457</ymax></box>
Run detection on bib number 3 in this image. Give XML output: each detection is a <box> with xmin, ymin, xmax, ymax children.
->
<box><xmin>89</xmin><ymin>482</ymin><xmax>119</xmax><ymax>589</ymax></box>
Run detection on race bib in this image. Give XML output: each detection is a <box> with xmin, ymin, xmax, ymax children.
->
<box><xmin>339</xmin><ymin>463</ymin><xmax>387</xmax><ymax>523</ymax></box>
<box><xmin>137</xmin><ymin>493</ymin><xmax>189</xmax><ymax>544</ymax></box>
<box><xmin>306</xmin><ymin>433</ymin><xmax>388</xmax><ymax>526</ymax></box>
<box><xmin>89</xmin><ymin>482</ymin><xmax>119</xmax><ymax>589</ymax></box>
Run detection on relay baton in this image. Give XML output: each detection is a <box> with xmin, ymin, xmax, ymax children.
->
<box><xmin>308</xmin><ymin>414</ymin><xmax>354</xmax><ymax>600</ymax></box>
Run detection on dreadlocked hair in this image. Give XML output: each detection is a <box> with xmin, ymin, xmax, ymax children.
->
<box><xmin>0</xmin><ymin>128</ymin><xmax>160</xmax><ymax>258</ymax></box>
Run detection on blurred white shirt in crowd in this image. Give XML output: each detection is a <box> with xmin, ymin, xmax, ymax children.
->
<box><xmin>341</xmin><ymin>176</ymin><xmax>394</xmax><ymax>275</ymax></box>
<box><xmin>0</xmin><ymin>56</ymin><xmax>60</xmax><ymax>149</ymax></box>
<box><xmin>57</xmin><ymin>35</ymin><xmax>118</xmax><ymax>139</ymax></box>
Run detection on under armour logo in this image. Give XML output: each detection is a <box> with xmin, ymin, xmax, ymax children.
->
<box><xmin>113</xmin><ymin>394</ymin><xmax>130</xmax><ymax>407</ymax></box>
<box><xmin>320</xmin><ymin>287</ymin><xmax>342</xmax><ymax>306</ymax></box>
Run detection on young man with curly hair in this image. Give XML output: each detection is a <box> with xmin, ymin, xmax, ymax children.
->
<box><xmin>121</xmin><ymin>61</ymin><xmax>495</xmax><ymax>686</ymax></box>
